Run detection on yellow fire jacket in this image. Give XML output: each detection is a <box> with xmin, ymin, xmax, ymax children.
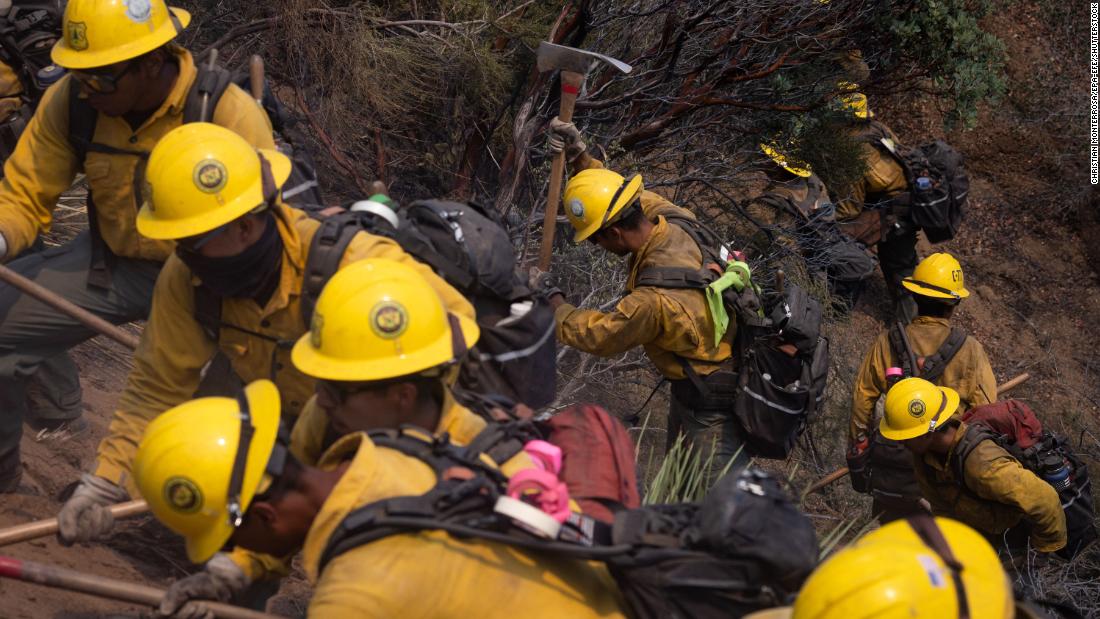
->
<box><xmin>299</xmin><ymin>433</ymin><xmax>626</xmax><ymax>618</ymax></box>
<box><xmin>849</xmin><ymin>316</ymin><xmax>997</xmax><ymax>441</ymax></box>
<box><xmin>94</xmin><ymin>204</ymin><xmax>475</xmax><ymax>490</ymax></box>
<box><xmin>915</xmin><ymin>421</ymin><xmax>1067</xmax><ymax>552</ymax></box>
<box><xmin>0</xmin><ymin>47</ymin><xmax>274</xmax><ymax>259</ymax></box>
<box><xmin>833</xmin><ymin>120</ymin><xmax>907</xmax><ymax>222</ymax></box>
<box><xmin>555</xmin><ymin>157</ymin><xmax>733</xmax><ymax>380</ymax></box>
<box><xmin>229</xmin><ymin>387</ymin><xmax>536</xmax><ymax>581</ymax></box>
<box><xmin>745</xmin><ymin>172</ymin><xmax>833</xmax><ymax>255</ymax></box>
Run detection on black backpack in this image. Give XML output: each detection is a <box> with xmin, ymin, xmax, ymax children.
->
<box><xmin>317</xmin><ymin>427</ymin><xmax>818</xmax><ymax>619</ymax></box>
<box><xmin>634</xmin><ymin>215</ymin><xmax>830</xmax><ymax>460</ymax></box>
<box><xmin>848</xmin><ymin>322</ymin><xmax>968</xmax><ymax>498</ymax></box>
<box><xmin>0</xmin><ymin>2</ymin><xmax>62</xmax><ymax>164</ymax></box>
<box><xmin>868</xmin><ymin>124</ymin><xmax>969</xmax><ymax>243</ymax></box>
<box><xmin>953</xmin><ymin>420</ymin><xmax>1097</xmax><ymax>560</ymax></box>
<box><xmin>299</xmin><ymin>200</ymin><xmax>557</xmax><ymax>409</ymax></box>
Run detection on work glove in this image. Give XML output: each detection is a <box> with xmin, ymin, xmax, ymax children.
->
<box><xmin>528</xmin><ymin>267</ymin><xmax>563</xmax><ymax>301</ymax></box>
<box><xmin>546</xmin><ymin>117</ymin><xmax>586</xmax><ymax>162</ymax></box>
<box><xmin>158</xmin><ymin>553</ymin><xmax>251</xmax><ymax>619</ymax></box>
<box><xmin>57</xmin><ymin>473</ymin><xmax>128</xmax><ymax>545</ymax></box>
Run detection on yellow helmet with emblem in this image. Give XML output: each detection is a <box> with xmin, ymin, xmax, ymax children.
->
<box><xmin>137</xmin><ymin>123</ymin><xmax>292</xmax><ymax>240</ymax></box>
<box><xmin>132</xmin><ymin>379</ymin><xmax>282</xmax><ymax>563</ymax></box>
<box><xmin>903</xmin><ymin>252</ymin><xmax>970</xmax><ymax>300</ymax></box>
<box><xmin>880</xmin><ymin>377</ymin><xmax>961</xmax><ymax>441</ymax></box>
<box><xmin>760</xmin><ymin>143</ymin><xmax>812</xmax><ymax>177</ymax></box>
<box><xmin>562</xmin><ymin>168</ymin><xmax>644</xmax><ymax>243</ymax></box>
<box><xmin>786</xmin><ymin>517</ymin><xmax>1013</xmax><ymax>619</ymax></box>
<box><xmin>51</xmin><ymin>0</ymin><xmax>191</xmax><ymax>70</ymax></box>
<box><xmin>291</xmin><ymin>258</ymin><xmax>479</xmax><ymax>381</ymax></box>
<box><xmin>836</xmin><ymin>81</ymin><xmax>872</xmax><ymax>120</ymax></box>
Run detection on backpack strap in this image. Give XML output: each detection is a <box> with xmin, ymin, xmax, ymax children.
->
<box><xmin>67</xmin><ymin>81</ymin><xmax>98</xmax><ymax>166</ymax></box>
<box><xmin>887</xmin><ymin>321</ymin><xmax>920</xmax><ymax>379</ymax></box>
<box><xmin>182</xmin><ymin>63</ymin><xmax>234</xmax><ymax>124</ymax></box>
<box><xmin>633</xmin><ymin>266</ymin><xmax>714</xmax><ymax>290</ymax></box>
<box><xmin>301</xmin><ymin>216</ymin><xmax>361</xmax><ymax>328</ymax></box>
<box><xmin>920</xmin><ymin>327</ymin><xmax>967</xmax><ymax>384</ymax></box>
<box><xmin>904</xmin><ymin>514</ymin><xmax>971</xmax><ymax>619</ymax></box>
<box><xmin>951</xmin><ymin>422</ymin><xmax>999</xmax><ymax>483</ymax></box>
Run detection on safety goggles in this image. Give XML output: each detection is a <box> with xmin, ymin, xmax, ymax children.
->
<box><xmin>926</xmin><ymin>390</ymin><xmax>951</xmax><ymax>433</ymax></box>
<box><xmin>71</xmin><ymin>60</ymin><xmax>139</xmax><ymax>95</ymax></box>
<box><xmin>177</xmin><ymin>224</ymin><xmax>230</xmax><ymax>253</ymax></box>
<box><xmin>316</xmin><ymin>380</ymin><xmax>378</xmax><ymax>405</ymax></box>
<box><xmin>905</xmin><ymin>277</ymin><xmax>962</xmax><ymax>301</ymax></box>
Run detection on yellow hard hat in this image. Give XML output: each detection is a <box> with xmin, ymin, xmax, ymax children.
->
<box><xmin>137</xmin><ymin>123</ymin><xmax>292</xmax><ymax>240</ymax></box>
<box><xmin>133</xmin><ymin>379</ymin><xmax>282</xmax><ymax>564</ymax></box>
<box><xmin>760</xmin><ymin>143</ymin><xmax>812</xmax><ymax>177</ymax></box>
<box><xmin>880</xmin><ymin>377</ymin><xmax>961</xmax><ymax>441</ymax></box>
<box><xmin>791</xmin><ymin>518</ymin><xmax>1014</xmax><ymax>619</ymax></box>
<box><xmin>562</xmin><ymin>168</ymin><xmax>644</xmax><ymax>243</ymax></box>
<box><xmin>51</xmin><ymin>0</ymin><xmax>191</xmax><ymax>70</ymax></box>
<box><xmin>836</xmin><ymin>81</ymin><xmax>872</xmax><ymax>119</ymax></box>
<box><xmin>903</xmin><ymin>252</ymin><xmax>970</xmax><ymax>300</ymax></box>
<box><xmin>291</xmin><ymin>258</ymin><xmax>480</xmax><ymax>381</ymax></box>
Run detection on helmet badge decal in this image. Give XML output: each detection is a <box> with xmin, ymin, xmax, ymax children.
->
<box><xmin>908</xmin><ymin>398</ymin><xmax>926</xmax><ymax>418</ymax></box>
<box><xmin>164</xmin><ymin>476</ymin><xmax>203</xmax><ymax>514</ymax></box>
<box><xmin>125</xmin><ymin>0</ymin><xmax>153</xmax><ymax>24</ymax></box>
<box><xmin>370</xmin><ymin>301</ymin><xmax>409</xmax><ymax>340</ymax></box>
<box><xmin>568</xmin><ymin>198</ymin><xmax>585</xmax><ymax>219</ymax></box>
<box><xmin>193</xmin><ymin>159</ymin><xmax>228</xmax><ymax>194</ymax></box>
<box><xmin>66</xmin><ymin>22</ymin><xmax>88</xmax><ymax>51</ymax></box>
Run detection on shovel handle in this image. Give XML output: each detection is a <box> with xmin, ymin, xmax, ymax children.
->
<box><xmin>0</xmin><ymin>500</ymin><xmax>148</xmax><ymax>547</ymax></box>
<box><xmin>249</xmin><ymin>55</ymin><xmax>264</xmax><ymax>104</ymax></box>
<box><xmin>0</xmin><ymin>555</ymin><xmax>282</xmax><ymax>619</ymax></box>
<box><xmin>0</xmin><ymin>264</ymin><xmax>139</xmax><ymax>350</ymax></box>
<box><xmin>538</xmin><ymin>69</ymin><xmax>585</xmax><ymax>271</ymax></box>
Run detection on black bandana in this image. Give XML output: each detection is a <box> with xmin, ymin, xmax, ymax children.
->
<box><xmin>178</xmin><ymin>214</ymin><xmax>284</xmax><ymax>304</ymax></box>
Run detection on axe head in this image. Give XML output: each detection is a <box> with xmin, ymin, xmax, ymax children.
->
<box><xmin>536</xmin><ymin>41</ymin><xmax>632</xmax><ymax>76</ymax></box>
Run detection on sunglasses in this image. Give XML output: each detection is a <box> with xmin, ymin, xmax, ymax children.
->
<box><xmin>177</xmin><ymin>224</ymin><xmax>230</xmax><ymax>254</ymax></box>
<box><xmin>71</xmin><ymin>60</ymin><xmax>139</xmax><ymax>95</ymax></box>
<box><xmin>317</xmin><ymin>380</ymin><xmax>378</xmax><ymax>404</ymax></box>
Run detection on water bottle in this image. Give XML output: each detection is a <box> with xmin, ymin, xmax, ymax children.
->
<box><xmin>36</xmin><ymin>65</ymin><xmax>66</xmax><ymax>88</ymax></box>
<box><xmin>915</xmin><ymin>176</ymin><xmax>932</xmax><ymax>192</ymax></box>
<box><xmin>1040</xmin><ymin>452</ymin><xmax>1073</xmax><ymax>493</ymax></box>
<box><xmin>885</xmin><ymin>366</ymin><xmax>904</xmax><ymax>389</ymax></box>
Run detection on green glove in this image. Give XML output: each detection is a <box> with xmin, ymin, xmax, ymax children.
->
<box><xmin>705</xmin><ymin>261</ymin><xmax>751</xmax><ymax>346</ymax></box>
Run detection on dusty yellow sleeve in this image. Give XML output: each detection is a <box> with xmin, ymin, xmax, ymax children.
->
<box><xmin>290</xmin><ymin>396</ymin><xmax>328</xmax><ymax>467</ymax></box>
<box><xmin>95</xmin><ymin>259</ymin><xmax>217</xmax><ymax>492</ymax></box>
<box><xmin>226</xmin><ymin>546</ymin><xmax>291</xmax><ymax>582</ymax></box>
<box><xmin>850</xmin><ymin>333</ymin><xmax>891</xmax><ymax>441</ymax></box>
<box><xmin>555</xmin><ymin>289</ymin><xmax>661</xmax><ymax>358</ymax></box>
<box><xmin>966</xmin><ymin>442</ymin><xmax>1067</xmax><ymax>552</ymax></box>
<box><xmin>210</xmin><ymin>83</ymin><xmax>276</xmax><ymax>150</ymax></box>
<box><xmin>341</xmin><ymin>231</ymin><xmax>475</xmax><ymax>323</ymax></box>
<box><xmin>0</xmin><ymin>78</ymin><xmax>79</xmax><ymax>258</ymax></box>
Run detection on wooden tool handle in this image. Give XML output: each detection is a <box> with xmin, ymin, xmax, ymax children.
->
<box><xmin>997</xmin><ymin>372</ymin><xmax>1030</xmax><ymax>396</ymax></box>
<box><xmin>0</xmin><ymin>264</ymin><xmax>139</xmax><ymax>350</ymax></box>
<box><xmin>0</xmin><ymin>555</ymin><xmax>282</xmax><ymax>619</ymax></box>
<box><xmin>0</xmin><ymin>500</ymin><xmax>148</xmax><ymax>547</ymax></box>
<box><xmin>537</xmin><ymin>69</ymin><xmax>585</xmax><ymax>271</ymax></box>
<box><xmin>249</xmin><ymin>55</ymin><xmax>264</xmax><ymax>104</ymax></box>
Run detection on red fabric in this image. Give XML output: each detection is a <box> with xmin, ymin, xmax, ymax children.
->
<box><xmin>543</xmin><ymin>403</ymin><xmax>641</xmax><ymax>523</ymax></box>
<box><xmin>960</xmin><ymin>400</ymin><xmax>1044</xmax><ymax>450</ymax></box>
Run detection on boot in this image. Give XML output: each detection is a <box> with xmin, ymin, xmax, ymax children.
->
<box><xmin>0</xmin><ymin>448</ymin><xmax>21</xmax><ymax>493</ymax></box>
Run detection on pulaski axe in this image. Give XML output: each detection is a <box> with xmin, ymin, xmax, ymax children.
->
<box><xmin>535</xmin><ymin>42</ymin><xmax>632</xmax><ymax>271</ymax></box>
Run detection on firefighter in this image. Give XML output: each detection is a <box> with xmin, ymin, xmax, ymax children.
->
<box><xmin>0</xmin><ymin>0</ymin><xmax>275</xmax><ymax>492</ymax></box>
<box><xmin>831</xmin><ymin>87</ymin><xmax>917</xmax><ymax>322</ymax></box>
<box><xmin>849</xmin><ymin>252</ymin><xmax>996</xmax><ymax>522</ymax></box>
<box><xmin>133</xmin><ymin>380</ymin><xmax>627</xmax><ymax>618</ymax></box>
<box><xmin>881</xmin><ymin>378</ymin><xmax>1066</xmax><ymax>555</ymax></box>
<box><xmin>539</xmin><ymin>118</ymin><xmax>743</xmax><ymax>482</ymax></box>
<box><xmin>54</xmin><ymin>123</ymin><xmax>473</xmax><ymax>552</ymax></box>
